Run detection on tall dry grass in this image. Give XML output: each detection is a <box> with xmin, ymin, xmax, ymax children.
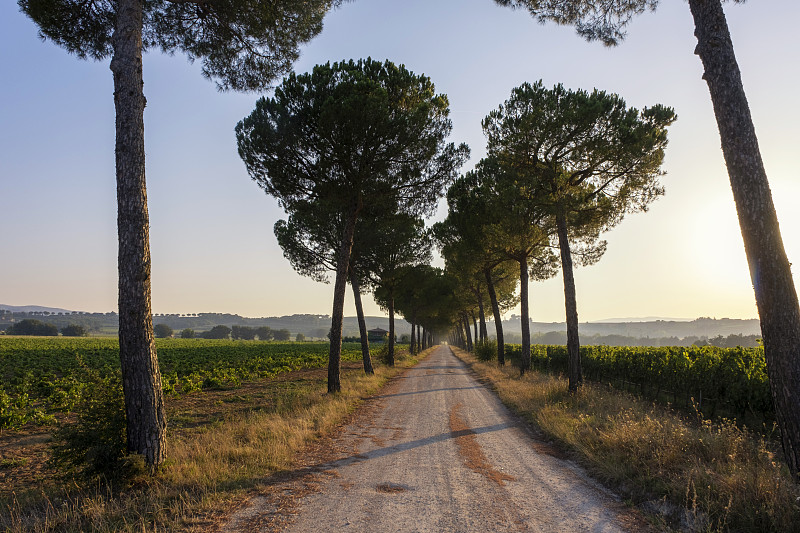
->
<box><xmin>2</xmin><ymin>349</ymin><xmax>422</xmax><ymax>532</ymax></box>
<box><xmin>454</xmin><ymin>348</ymin><xmax>799</xmax><ymax>532</ymax></box>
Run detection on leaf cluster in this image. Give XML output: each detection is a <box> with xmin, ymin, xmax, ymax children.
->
<box><xmin>493</xmin><ymin>0</ymin><xmax>658</xmax><ymax>46</ymax></box>
<box><xmin>237</xmin><ymin>58</ymin><xmax>468</xmax><ymax>216</ymax></box>
<box><xmin>19</xmin><ymin>0</ymin><xmax>338</xmax><ymax>90</ymax></box>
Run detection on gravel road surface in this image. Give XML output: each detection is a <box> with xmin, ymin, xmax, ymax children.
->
<box><xmin>223</xmin><ymin>346</ymin><xmax>644</xmax><ymax>532</ymax></box>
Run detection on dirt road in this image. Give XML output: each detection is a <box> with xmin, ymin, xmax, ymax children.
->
<box><xmin>223</xmin><ymin>346</ymin><xmax>643</xmax><ymax>532</ymax></box>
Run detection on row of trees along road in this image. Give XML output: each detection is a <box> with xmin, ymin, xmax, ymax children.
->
<box><xmin>435</xmin><ymin>83</ymin><xmax>675</xmax><ymax>383</ymax></box>
<box><xmin>491</xmin><ymin>0</ymin><xmax>800</xmax><ymax>485</ymax></box>
<box><xmin>18</xmin><ymin>0</ymin><xmax>800</xmax><ymax>480</ymax></box>
<box><xmin>236</xmin><ymin>58</ymin><xmax>469</xmax><ymax>392</ymax></box>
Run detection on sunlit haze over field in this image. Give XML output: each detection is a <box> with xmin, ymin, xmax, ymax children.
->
<box><xmin>1</xmin><ymin>0</ymin><xmax>798</xmax><ymax>322</ymax></box>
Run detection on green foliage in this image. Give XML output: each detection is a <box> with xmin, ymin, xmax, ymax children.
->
<box><xmin>60</xmin><ymin>324</ymin><xmax>87</xmax><ymax>337</ymax></box>
<box><xmin>0</xmin><ymin>387</ymin><xmax>53</xmax><ymax>429</ymax></box>
<box><xmin>295</xmin><ymin>333</ymin><xmax>306</xmax><ymax>342</ymax></box>
<box><xmin>0</xmin><ymin>338</ymin><xmax>363</xmax><ymax>429</ymax></box>
<box><xmin>483</xmin><ymin>81</ymin><xmax>677</xmax><ymax>243</ymax></box>
<box><xmin>505</xmin><ymin>343</ymin><xmax>773</xmax><ymax>422</ymax></box>
<box><xmin>19</xmin><ymin>0</ymin><xmax>337</xmax><ymax>91</ymax></box>
<box><xmin>273</xmin><ymin>328</ymin><xmax>291</xmax><ymax>341</ymax></box>
<box><xmin>231</xmin><ymin>325</ymin><xmax>256</xmax><ymax>340</ymax></box>
<box><xmin>474</xmin><ymin>340</ymin><xmax>497</xmax><ymax>362</ymax></box>
<box><xmin>255</xmin><ymin>326</ymin><xmax>273</xmax><ymax>341</ymax></box>
<box><xmin>201</xmin><ymin>325</ymin><xmax>231</xmax><ymax>339</ymax></box>
<box><xmin>494</xmin><ymin>0</ymin><xmax>657</xmax><ymax>46</ymax></box>
<box><xmin>49</xmin><ymin>374</ymin><xmax>134</xmax><ymax>481</ymax></box>
<box><xmin>153</xmin><ymin>323</ymin><xmax>173</xmax><ymax>338</ymax></box>
<box><xmin>237</xmin><ymin>58</ymin><xmax>468</xmax><ymax>218</ymax></box>
<box><xmin>180</xmin><ymin>328</ymin><xmax>195</xmax><ymax>339</ymax></box>
<box><xmin>6</xmin><ymin>318</ymin><xmax>59</xmax><ymax>336</ymax></box>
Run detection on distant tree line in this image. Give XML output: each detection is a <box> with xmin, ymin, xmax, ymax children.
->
<box><xmin>3</xmin><ymin>319</ymin><xmax>87</xmax><ymax>337</ymax></box>
<box><xmin>153</xmin><ymin>324</ymin><xmax>293</xmax><ymax>341</ymax></box>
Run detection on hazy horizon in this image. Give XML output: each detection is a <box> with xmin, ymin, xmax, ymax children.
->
<box><xmin>0</xmin><ymin>303</ymin><xmax>757</xmax><ymax>324</ymax></box>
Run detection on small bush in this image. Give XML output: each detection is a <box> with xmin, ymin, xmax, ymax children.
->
<box><xmin>374</xmin><ymin>343</ymin><xmax>392</xmax><ymax>365</ymax></box>
<box><xmin>49</xmin><ymin>373</ymin><xmax>141</xmax><ymax>482</ymax></box>
<box><xmin>474</xmin><ymin>340</ymin><xmax>497</xmax><ymax>362</ymax></box>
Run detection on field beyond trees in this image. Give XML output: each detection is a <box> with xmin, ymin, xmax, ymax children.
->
<box><xmin>0</xmin><ymin>337</ymin><xmax>364</xmax><ymax>430</ymax></box>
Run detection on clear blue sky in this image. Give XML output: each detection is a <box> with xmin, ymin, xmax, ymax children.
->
<box><xmin>2</xmin><ymin>0</ymin><xmax>798</xmax><ymax>322</ymax></box>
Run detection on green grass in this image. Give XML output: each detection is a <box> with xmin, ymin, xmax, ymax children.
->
<box><xmin>0</xmin><ymin>338</ymin><xmax>363</xmax><ymax>429</ymax></box>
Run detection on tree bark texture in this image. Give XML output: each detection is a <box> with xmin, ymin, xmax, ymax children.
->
<box><xmin>485</xmin><ymin>268</ymin><xmax>505</xmax><ymax>365</ymax></box>
<box><xmin>328</xmin><ymin>206</ymin><xmax>359</xmax><ymax>393</ymax></box>
<box><xmin>556</xmin><ymin>212</ymin><xmax>582</xmax><ymax>392</ymax></box>
<box><xmin>689</xmin><ymin>0</ymin><xmax>800</xmax><ymax>477</ymax></box>
<box><xmin>519</xmin><ymin>257</ymin><xmax>531</xmax><ymax>375</ymax></box>
<box><xmin>350</xmin><ymin>270</ymin><xmax>374</xmax><ymax>375</ymax></box>
<box><xmin>111</xmin><ymin>0</ymin><xmax>166</xmax><ymax>469</ymax></box>
<box><xmin>388</xmin><ymin>296</ymin><xmax>396</xmax><ymax>366</ymax></box>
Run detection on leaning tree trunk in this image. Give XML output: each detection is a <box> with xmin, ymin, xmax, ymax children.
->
<box><xmin>471</xmin><ymin>311</ymin><xmax>478</xmax><ymax>345</ymax></box>
<box><xmin>485</xmin><ymin>268</ymin><xmax>505</xmax><ymax>365</ymax></box>
<box><xmin>519</xmin><ymin>256</ymin><xmax>531</xmax><ymax>375</ymax></box>
<box><xmin>111</xmin><ymin>0</ymin><xmax>166</xmax><ymax>469</ymax></box>
<box><xmin>689</xmin><ymin>0</ymin><xmax>800</xmax><ymax>478</ymax></box>
<box><xmin>388</xmin><ymin>296</ymin><xmax>396</xmax><ymax>366</ymax></box>
<box><xmin>556</xmin><ymin>212</ymin><xmax>582</xmax><ymax>392</ymax></box>
<box><xmin>328</xmin><ymin>204</ymin><xmax>360</xmax><ymax>393</ymax></box>
<box><xmin>349</xmin><ymin>269</ymin><xmax>374</xmax><ymax>375</ymax></box>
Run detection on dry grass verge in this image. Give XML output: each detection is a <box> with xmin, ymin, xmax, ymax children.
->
<box><xmin>452</xmin><ymin>348</ymin><xmax>799</xmax><ymax>532</ymax></box>
<box><xmin>2</xmin><ymin>349</ymin><xmax>419</xmax><ymax>532</ymax></box>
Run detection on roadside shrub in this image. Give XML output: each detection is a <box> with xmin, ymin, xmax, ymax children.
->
<box><xmin>375</xmin><ymin>343</ymin><xmax>391</xmax><ymax>365</ymax></box>
<box><xmin>474</xmin><ymin>340</ymin><xmax>497</xmax><ymax>362</ymax></box>
<box><xmin>49</xmin><ymin>373</ymin><xmax>142</xmax><ymax>482</ymax></box>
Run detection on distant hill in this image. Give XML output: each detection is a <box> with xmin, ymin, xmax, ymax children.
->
<box><xmin>589</xmin><ymin>316</ymin><xmax>694</xmax><ymax>323</ymax></box>
<box><xmin>494</xmin><ymin>316</ymin><xmax>760</xmax><ymax>346</ymax></box>
<box><xmin>0</xmin><ymin>304</ymin><xmax>74</xmax><ymax>314</ymax></box>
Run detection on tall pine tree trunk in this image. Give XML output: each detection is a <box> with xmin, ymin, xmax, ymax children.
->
<box><xmin>471</xmin><ymin>311</ymin><xmax>478</xmax><ymax>344</ymax></box>
<box><xmin>388</xmin><ymin>296</ymin><xmax>396</xmax><ymax>366</ymax></box>
<box><xmin>463</xmin><ymin>313</ymin><xmax>473</xmax><ymax>352</ymax></box>
<box><xmin>410</xmin><ymin>314</ymin><xmax>416</xmax><ymax>355</ymax></box>
<box><xmin>519</xmin><ymin>256</ymin><xmax>531</xmax><ymax>375</ymax></box>
<box><xmin>476</xmin><ymin>287</ymin><xmax>488</xmax><ymax>342</ymax></box>
<box><xmin>689</xmin><ymin>0</ymin><xmax>800</xmax><ymax>477</ymax></box>
<box><xmin>350</xmin><ymin>269</ymin><xmax>374</xmax><ymax>375</ymax></box>
<box><xmin>556</xmin><ymin>211</ymin><xmax>582</xmax><ymax>392</ymax></box>
<box><xmin>485</xmin><ymin>268</ymin><xmax>505</xmax><ymax>365</ymax></box>
<box><xmin>328</xmin><ymin>204</ymin><xmax>359</xmax><ymax>393</ymax></box>
<box><xmin>111</xmin><ymin>0</ymin><xmax>166</xmax><ymax>469</ymax></box>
